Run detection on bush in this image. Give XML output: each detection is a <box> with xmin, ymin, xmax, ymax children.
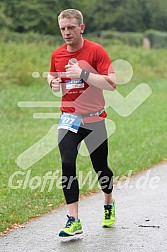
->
<box><xmin>0</xmin><ymin>39</ymin><xmax>55</xmax><ymax>87</ymax></box>
<box><xmin>103</xmin><ymin>31</ymin><xmax>143</xmax><ymax>47</ymax></box>
<box><xmin>0</xmin><ymin>29</ymin><xmax>63</xmax><ymax>45</ymax></box>
<box><xmin>145</xmin><ymin>30</ymin><xmax>167</xmax><ymax>48</ymax></box>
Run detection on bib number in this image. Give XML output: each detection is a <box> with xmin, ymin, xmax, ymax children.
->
<box><xmin>58</xmin><ymin>113</ymin><xmax>82</xmax><ymax>133</ymax></box>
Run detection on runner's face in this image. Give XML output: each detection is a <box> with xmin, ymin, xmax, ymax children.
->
<box><xmin>59</xmin><ymin>18</ymin><xmax>84</xmax><ymax>46</ymax></box>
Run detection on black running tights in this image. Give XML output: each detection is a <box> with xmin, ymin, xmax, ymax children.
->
<box><xmin>58</xmin><ymin>120</ymin><xmax>113</xmax><ymax>204</ymax></box>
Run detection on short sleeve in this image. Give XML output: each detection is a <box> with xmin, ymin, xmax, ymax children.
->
<box><xmin>96</xmin><ymin>46</ymin><xmax>115</xmax><ymax>75</ymax></box>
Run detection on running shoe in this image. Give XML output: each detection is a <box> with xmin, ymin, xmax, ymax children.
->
<box><xmin>102</xmin><ymin>199</ymin><xmax>116</xmax><ymax>227</ymax></box>
<box><xmin>59</xmin><ymin>215</ymin><xmax>83</xmax><ymax>237</ymax></box>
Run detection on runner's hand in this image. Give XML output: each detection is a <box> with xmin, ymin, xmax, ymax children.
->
<box><xmin>65</xmin><ymin>64</ymin><xmax>82</xmax><ymax>79</ymax></box>
<box><xmin>51</xmin><ymin>78</ymin><xmax>62</xmax><ymax>92</ymax></box>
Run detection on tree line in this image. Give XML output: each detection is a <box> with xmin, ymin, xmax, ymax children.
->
<box><xmin>0</xmin><ymin>0</ymin><xmax>167</xmax><ymax>35</ymax></box>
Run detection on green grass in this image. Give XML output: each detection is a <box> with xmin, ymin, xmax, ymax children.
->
<box><xmin>0</xmin><ymin>39</ymin><xmax>167</xmax><ymax>234</ymax></box>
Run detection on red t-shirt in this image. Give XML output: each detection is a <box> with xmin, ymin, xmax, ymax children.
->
<box><xmin>50</xmin><ymin>39</ymin><xmax>114</xmax><ymax>123</ymax></box>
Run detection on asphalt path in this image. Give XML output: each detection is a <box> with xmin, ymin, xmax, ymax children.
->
<box><xmin>0</xmin><ymin>162</ymin><xmax>167</xmax><ymax>252</ymax></box>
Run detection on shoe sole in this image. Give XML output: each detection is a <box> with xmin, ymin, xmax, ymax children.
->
<box><xmin>59</xmin><ymin>230</ymin><xmax>83</xmax><ymax>237</ymax></box>
<box><xmin>102</xmin><ymin>224</ymin><xmax>115</xmax><ymax>228</ymax></box>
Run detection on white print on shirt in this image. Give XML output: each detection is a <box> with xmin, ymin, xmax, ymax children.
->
<box><xmin>65</xmin><ymin>79</ymin><xmax>85</xmax><ymax>89</ymax></box>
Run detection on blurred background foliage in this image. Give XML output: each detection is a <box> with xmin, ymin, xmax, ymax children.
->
<box><xmin>0</xmin><ymin>0</ymin><xmax>167</xmax><ymax>34</ymax></box>
<box><xmin>0</xmin><ymin>0</ymin><xmax>167</xmax><ymax>48</ymax></box>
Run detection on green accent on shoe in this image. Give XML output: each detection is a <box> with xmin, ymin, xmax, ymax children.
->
<box><xmin>102</xmin><ymin>199</ymin><xmax>116</xmax><ymax>228</ymax></box>
<box><xmin>59</xmin><ymin>215</ymin><xmax>83</xmax><ymax>237</ymax></box>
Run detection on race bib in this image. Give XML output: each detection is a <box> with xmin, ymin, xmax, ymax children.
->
<box><xmin>66</xmin><ymin>79</ymin><xmax>84</xmax><ymax>89</ymax></box>
<box><xmin>58</xmin><ymin>113</ymin><xmax>82</xmax><ymax>133</ymax></box>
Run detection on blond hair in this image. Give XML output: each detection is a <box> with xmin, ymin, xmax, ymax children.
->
<box><xmin>58</xmin><ymin>9</ymin><xmax>83</xmax><ymax>25</ymax></box>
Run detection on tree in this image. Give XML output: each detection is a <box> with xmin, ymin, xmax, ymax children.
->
<box><xmin>0</xmin><ymin>1</ymin><xmax>12</xmax><ymax>29</ymax></box>
<box><xmin>0</xmin><ymin>0</ymin><xmax>167</xmax><ymax>34</ymax></box>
